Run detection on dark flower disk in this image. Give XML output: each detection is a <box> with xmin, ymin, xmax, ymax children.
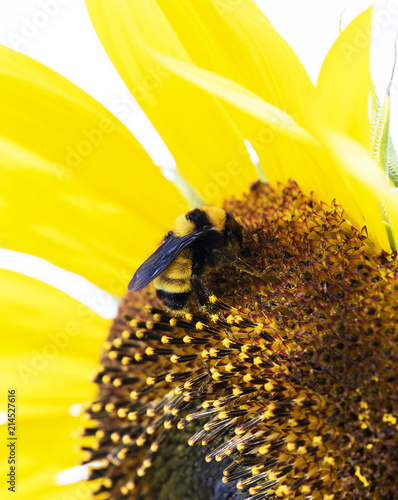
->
<box><xmin>82</xmin><ymin>181</ymin><xmax>398</xmax><ymax>499</ymax></box>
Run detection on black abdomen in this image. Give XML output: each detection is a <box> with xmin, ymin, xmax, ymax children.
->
<box><xmin>156</xmin><ymin>289</ymin><xmax>191</xmax><ymax>310</ymax></box>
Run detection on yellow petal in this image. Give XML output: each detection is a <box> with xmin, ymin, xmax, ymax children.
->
<box><xmin>0</xmin><ymin>45</ymin><xmax>186</xmax><ymax>295</ymax></box>
<box><xmin>0</xmin><ymin>269</ymin><xmax>108</xmax><ymax>416</ymax></box>
<box><xmin>0</xmin><ymin>452</ymin><xmax>95</xmax><ymax>500</ymax></box>
<box><xmin>315</xmin><ymin>7</ymin><xmax>372</xmax><ymax>147</ymax></box>
<box><xmin>122</xmin><ymin>0</ymin><xmax>315</xmax><ymax>124</ymax></box>
<box><xmin>310</xmin><ymin>7</ymin><xmax>396</xmax><ymax>250</ymax></box>
<box><xmin>149</xmin><ymin>49</ymin><xmax>346</xmax><ymax>210</ymax></box>
<box><xmin>84</xmin><ymin>0</ymin><xmax>255</xmax><ymax>202</ymax></box>
<box><xmin>153</xmin><ymin>53</ymin><xmax>317</xmax><ymax>146</ymax></box>
<box><xmin>85</xmin><ymin>0</ymin><xmax>315</xmax><ymax>202</ymax></box>
<box><xmin>0</xmin><ymin>270</ymin><xmax>107</xmax><ymax>498</ymax></box>
<box><xmin>0</xmin><ymin>415</ymin><xmax>83</xmax><ymax>475</ymax></box>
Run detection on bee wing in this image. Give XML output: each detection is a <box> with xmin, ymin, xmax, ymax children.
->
<box><xmin>128</xmin><ymin>230</ymin><xmax>203</xmax><ymax>292</ymax></box>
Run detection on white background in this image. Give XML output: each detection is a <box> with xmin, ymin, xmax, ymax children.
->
<box><xmin>0</xmin><ymin>0</ymin><xmax>397</xmax><ymax>317</ymax></box>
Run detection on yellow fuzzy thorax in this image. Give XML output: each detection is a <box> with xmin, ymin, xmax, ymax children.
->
<box><xmin>173</xmin><ymin>206</ymin><xmax>226</xmax><ymax>237</ymax></box>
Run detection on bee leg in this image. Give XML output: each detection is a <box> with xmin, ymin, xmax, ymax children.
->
<box><xmin>191</xmin><ymin>275</ymin><xmax>218</xmax><ymax>314</ymax></box>
<box><xmin>213</xmin><ymin>248</ymin><xmax>256</xmax><ymax>275</ymax></box>
<box><xmin>214</xmin><ymin>249</ymin><xmax>281</xmax><ymax>284</ymax></box>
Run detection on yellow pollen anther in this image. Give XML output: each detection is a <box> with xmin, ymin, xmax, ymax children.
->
<box><xmin>103</xmin><ymin>478</ymin><xmax>113</xmax><ymax>488</ymax></box>
<box><xmin>209</xmin><ymin>294</ymin><xmax>218</xmax><ymax>304</ymax></box>
<box><xmin>127</xmin><ymin>480</ymin><xmax>136</xmax><ymax>491</ymax></box>
<box><xmin>143</xmin><ymin>459</ymin><xmax>152</xmax><ymax>469</ymax></box>
<box><xmin>312</xmin><ymin>436</ymin><xmax>323</xmax><ymax>446</ymax></box>
<box><xmin>323</xmin><ymin>456</ymin><xmax>335</xmax><ymax>465</ymax></box>
<box><xmin>135</xmin><ymin>329</ymin><xmax>146</xmax><ymax>339</ymax></box>
<box><xmin>110</xmin><ymin>432</ymin><xmax>119</xmax><ymax>442</ymax></box>
<box><xmin>264</xmin><ymin>382</ymin><xmax>274</xmax><ymax>392</ymax></box>
<box><xmin>117</xmin><ymin>448</ymin><xmax>128</xmax><ymax>460</ymax></box>
<box><xmin>254</xmin><ymin>356</ymin><xmax>263</xmax><ymax>367</ymax></box>
<box><xmin>136</xmin><ymin>436</ymin><xmax>146</xmax><ymax>446</ymax></box>
<box><xmin>383</xmin><ymin>413</ymin><xmax>397</xmax><ymax>424</ymax></box>
<box><xmin>222</xmin><ymin>338</ymin><xmax>231</xmax><ymax>348</ymax></box>
<box><xmin>275</xmin><ymin>485</ymin><xmax>291</xmax><ymax>497</ymax></box>
<box><xmin>212</xmin><ymin>371</ymin><xmax>221</xmax><ymax>381</ymax></box>
<box><xmin>252</xmin><ymin>465</ymin><xmax>264</xmax><ymax>475</ymax></box>
<box><xmin>103</xmin><ymin>341</ymin><xmax>112</xmax><ymax>351</ymax></box>
<box><xmin>121</xmin><ymin>330</ymin><xmax>130</xmax><ymax>339</ymax></box>
<box><xmin>355</xmin><ymin>466</ymin><xmax>369</xmax><ymax>487</ymax></box>
<box><xmin>117</xmin><ymin>408</ymin><xmax>128</xmax><ymax>418</ymax></box>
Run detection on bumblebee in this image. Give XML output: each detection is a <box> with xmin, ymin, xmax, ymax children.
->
<box><xmin>128</xmin><ymin>206</ymin><xmax>248</xmax><ymax>311</ymax></box>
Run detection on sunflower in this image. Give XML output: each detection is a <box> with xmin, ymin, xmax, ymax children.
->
<box><xmin>1</xmin><ymin>1</ymin><xmax>397</xmax><ymax>499</ymax></box>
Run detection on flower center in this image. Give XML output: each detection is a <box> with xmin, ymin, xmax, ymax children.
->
<box><xmin>82</xmin><ymin>180</ymin><xmax>398</xmax><ymax>499</ymax></box>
